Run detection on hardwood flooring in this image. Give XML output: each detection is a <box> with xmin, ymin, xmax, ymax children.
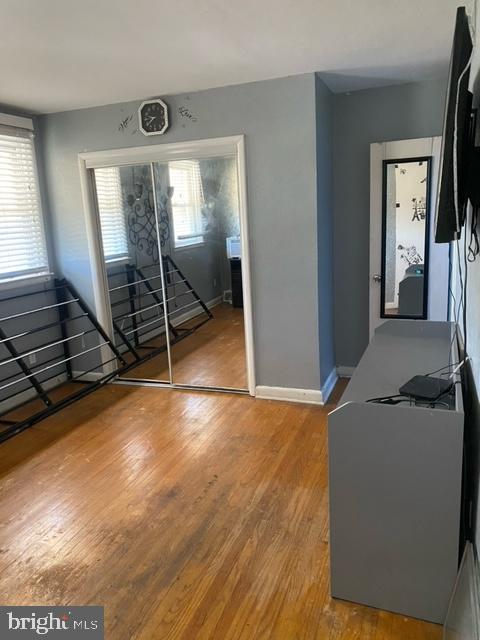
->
<box><xmin>122</xmin><ymin>303</ymin><xmax>248</xmax><ymax>389</ymax></box>
<box><xmin>0</xmin><ymin>382</ymin><xmax>441</xmax><ymax>639</ymax></box>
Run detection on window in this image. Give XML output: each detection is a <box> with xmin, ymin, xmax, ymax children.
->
<box><xmin>0</xmin><ymin>125</ymin><xmax>49</xmax><ymax>282</ymax></box>
<box><xmin>94</xmin><ymin>167</ymin><xmax>129</xmax><ymax>262</ymax></box>
<box><xmin>169</xmin><ymin>160</ymin><xmax>204</xmax><ymax>248</ymax></box>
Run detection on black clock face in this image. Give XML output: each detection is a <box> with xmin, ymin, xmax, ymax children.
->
<box><xmin>140</xmin><ymin>101</ymin><xmax>168</xmax><ymax>134</ymax></box>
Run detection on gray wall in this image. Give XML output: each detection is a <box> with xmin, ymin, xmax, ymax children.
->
<box><xmin>332</xmin><ymin>76</ymin><xmax>448</xmax><ymax>368</ymax></box>
<box><xmin>38</xmin><ymin>73</ymin><xmax>324</xmax><ymax>390</ymax></box>
<box><xmin>315</xmin><ymin>75</ymin><xmax>335</xmax><ymax>386</ymax></box>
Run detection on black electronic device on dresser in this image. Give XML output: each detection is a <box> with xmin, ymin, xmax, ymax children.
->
<box><xmin>229</xmin><ymin>258</ymin><xmax>243</xmax><ymax>308</ymax></box>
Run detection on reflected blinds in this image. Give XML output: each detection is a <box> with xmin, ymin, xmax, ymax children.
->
<box><xmin>94</xmin><ymin>167</ymin><xmax>129</xmax><ymax>262</ymax></box>
<box><xmin>169</xmin><ymin>160</ymin><xmax>204</xmax><ymax>248</ymax></box>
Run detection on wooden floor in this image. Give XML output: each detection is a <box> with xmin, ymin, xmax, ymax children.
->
<box><xmin>0</xmin><ymin>382</ymin><xmax>441</xmax><ymax>639</ymax></box>
<box><xmin>123</xmin><ymin>303</ymin><xmax>248</xmax><ymax>389</ymax></box>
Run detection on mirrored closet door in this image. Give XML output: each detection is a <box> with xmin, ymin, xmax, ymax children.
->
<box><xmin>153</xmin><ymin>154</ymin><xmax>246</xmax><ymax>389</ymax></box>
<box><xmin>89</xmin><ymin>140</ymin><xmax>250</xmax><ymax>393</ymax></box>
<box><xmin>93</xmin><ymin>163</ymin><xmax>171</xmax><ymax>382</ymax></box>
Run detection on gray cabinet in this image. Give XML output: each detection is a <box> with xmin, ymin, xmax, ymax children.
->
<box><xmin>328</xmin><ymin>320</ymin><xmax>464</xmax><ymax>624</ymax></box>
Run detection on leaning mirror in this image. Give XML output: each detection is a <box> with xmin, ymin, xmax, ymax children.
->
<box><xmin>381</xmin><ymin>157</ymin><xmax>431</xmax><ymax>319</ymax></box>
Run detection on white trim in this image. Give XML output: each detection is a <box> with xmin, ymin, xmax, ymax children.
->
<box><xmin>321</xmin><ymin>368</ymin><xmax>338</xmax><ymax>403</ymax></box>
<box><xmin>78</xmin><ymin>135</ymin><xmax>255</xmax><ymax>395</ymax></box>
<box><xmin>78</xmin><ymin>158</ymin><xmax>117</xmax><ymax>376</ymax></box>
<box><xmin>255</xmin><ymin>386</ymin><xmax>324</xmax><ymax>405</ymax></box>
<box><xmin>105</xmin><ymin>255</ymin><xmax>131</xmax><ymax>266</ymax></box>
<box><xmin>113</xmin><ymin>378</ymin><xmax>248</xmax><ymax>395</ymax></box>
<box><xmin>336</xmin><ymin>366</ymin><xmax>356</xmax><ymax>377</ymax></box>
<box><xmin>0</xmin><ymin>271</ymin><xmax>54</xmax><ymax>292</ymax></box>
<box><xmin>71</xmin><ymin>370</ymin><xmax>104</xmax><ymax>382</ymax></box>
<box><xmin>80</xmin><ymin>135</ymin><xmax>239</xmax><ymax>169</ymax></box>
<box><xmin>0</xmin><ymin>112</ymin><xmax>33</xmax><ymax>130</ymax></box>
<box><xmin>236</xmin><ymin>136</ymin><xmax>256</xmax><ymax>395</ymax></box>
<box><xmin>173</xmin><ymin>240</ymin><xmax>205</xmax><ymax>252</ymax></box>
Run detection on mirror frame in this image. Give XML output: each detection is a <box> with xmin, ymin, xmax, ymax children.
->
<box><xmin>380</xmin><ymin>156</ymin><xmax>432</xmax><ymax>320</ymax></box>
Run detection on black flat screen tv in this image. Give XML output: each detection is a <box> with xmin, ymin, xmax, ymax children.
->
<box><xmin>435</xmin><ymin>6</ymin><xmax>473</xmax><ymax>243</ymax></box>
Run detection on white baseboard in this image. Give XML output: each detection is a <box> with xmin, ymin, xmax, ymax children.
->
<box><xmin>255</xmin><ymin>385</ymin><xmax>324</xmax><ymax>405</ymax></box>
<box><xmin>71</xmin><ymin>370</ymin><xmax>105</xmax><ymax>382</ymax></box>
<box><xmin>321</xmin><ymin>368</ymin><xmax>338</xmax><ymax>403</ymax></box>
<box><xmin>336</xmin><ymin>366</ymin><xmax>356</xmax><ymax>378</ymax></box>
<box><xmin>0</xmin><ymin>374</ymin><xmax>67</xmax><ymax>414</ymax></box>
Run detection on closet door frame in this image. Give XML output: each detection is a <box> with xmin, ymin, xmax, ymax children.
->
<box><xmin>78</xmin><ymin>135</ymin><xmax>256</xmax><ymax>395</ymax></box>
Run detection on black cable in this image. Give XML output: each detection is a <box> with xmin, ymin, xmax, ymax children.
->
<box><xmin>365</xmin><ymin>395</ymin><xmax>409</xmax><ymax>405</ymax></box>
<box><xmin>467</xmin><ymin>206</ymin><xmax>479</xmax><ymax>261</ymax></box>
<box><xmin>424</xmin><ymin>362</ymin><xmax>462</xmax><ymax>377</ymax></box>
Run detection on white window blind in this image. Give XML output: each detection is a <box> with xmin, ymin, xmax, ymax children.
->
<box><xmin>0</xmin><ymin>125</ymin><xmax>49</xmax><ymax>281</ymax></box>
<box><xmin>94</xmin><ymin>167</ymin><xmax>129</xmax><ymax>262</ymax></box>
<box><xmin>169</xmin><ymin>160</ymin><xmax>204</xmax><ymax>248</ymax></box>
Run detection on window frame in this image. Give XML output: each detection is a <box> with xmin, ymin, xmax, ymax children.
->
<box><xmin>0</xmin><ymin>115</ymin><xmax>51</xmax><ymax>288</ymax></box>
<box><xmin>168</xmin><ymin>160</ymin><xmax>205</xmax><ymax>250</ymax></box>
<box><xmin>92</xmin><ymin>166</ymin><xmax>130</xmax><ymax>264</ymax></box>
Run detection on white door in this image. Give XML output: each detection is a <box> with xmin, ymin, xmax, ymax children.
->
<box><xmin>369</xmin><ymin>136</ymin><xmax>449</xmax><ymax>339</ymax></box>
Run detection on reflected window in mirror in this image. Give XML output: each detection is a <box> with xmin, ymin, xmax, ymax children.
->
<box><xmin>381</xmin><ymin>157</ymin><xmax>431</xmax><ymax>319</ymax></box>
<box><xmin>94</xmin><ymin>167</ymin><xmax>130</xmax><ymax>263</ymax></box>
<box><xmin>169</xmin><ymin>160</ymin><xmax>205</xmax><ymax>249</ymax></box>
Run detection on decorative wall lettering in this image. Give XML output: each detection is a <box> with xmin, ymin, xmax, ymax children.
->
<box><xmin>178</xmin><ymin>105</ymin><xmax>198</xmax><ymax>123</ymax></box>
<box><xmin>118</xmin><ymin>114</ymin><xmax>134</xmax><ymax>132</ymax></box>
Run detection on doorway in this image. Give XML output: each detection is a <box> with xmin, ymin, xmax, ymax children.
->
<box><xmin>369</xmin><ymin>136</ymin><xmax>449</xmax><ymax>339</ymax></box>
<box><xmin>79</xmin><ymin>136</ymin><xmax>255</xmax><ymax>395</ymax></box>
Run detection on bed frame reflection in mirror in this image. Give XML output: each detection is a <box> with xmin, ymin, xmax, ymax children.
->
<box><xmin>80</xmin><ymin>136</ymin><xmax>255</xmax><ymax>395</ymax></box>
<box><xmin>381</xmin><ymin>156</ymin><xmax>432</xmax><ymax>319</ymax></box>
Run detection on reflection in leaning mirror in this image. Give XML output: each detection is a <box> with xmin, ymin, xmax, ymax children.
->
<box><xmin>93</xmin><ymin>163</ymin><xmax>171</xmax><ymax>382</ymax></box>
<box><xmin>152</xmin><ymin>154</ymin><xmax>248</xmax><ymax>390</ymax></box>
<box><xmin>381</xmin><ymin>157</ymin><xmax>431</xmax><ymax>319</ymax></box>
<box><xmin>92</xmin><ymin>152</ymin><xmax>248</xmax><ymax>392</ymax></box>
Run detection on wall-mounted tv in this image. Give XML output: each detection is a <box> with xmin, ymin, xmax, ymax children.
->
<box><xmin>435</xmin><ymin>6</ymin><xmax>473</xmax><ymax>243</ymax></box>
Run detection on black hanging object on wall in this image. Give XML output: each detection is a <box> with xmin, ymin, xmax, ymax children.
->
<box><xmin>435</xmin><ymin>6</ymin><xmax>473</xmax><ymax>243</ymax></box>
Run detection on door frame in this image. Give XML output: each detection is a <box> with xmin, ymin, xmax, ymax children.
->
<box><xmin>78</xmin><ymin>135</ymin><xmax>256</xmax><ymax>395</ymax></box>
<box><xmin>369</xmin><ymin>136</ymin><xmax>448</xmax><ymax>339</ymax></box>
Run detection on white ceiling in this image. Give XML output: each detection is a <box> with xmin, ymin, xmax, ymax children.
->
<box><xmin>1</xmin><ymin>0</ymin><xmax>466</xmax><ymax>114</ymax></box>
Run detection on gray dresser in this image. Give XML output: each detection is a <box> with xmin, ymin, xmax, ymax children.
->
<box><xmin>328</xmin><ymin>320</ymin><xmax>464</xmax><ymax>624</ymax></box>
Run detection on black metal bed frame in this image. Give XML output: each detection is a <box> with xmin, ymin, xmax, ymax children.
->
<box><xmin>0</xmin><ymin>256</ymin><xmax>213</xmax><ymax>444</ymax></box>
<box><xmin>107</xmin><ymin>255</ymin><xmax>213</xmax><ymax>366</ymax></box>
<box><xmin>0</xmin><ymin>278</ymin><xmax>128</xmax><ymax>443</ymax></box>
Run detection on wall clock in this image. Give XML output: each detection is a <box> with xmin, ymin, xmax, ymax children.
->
<box><xmin>138</xmin><ymin>99</ymin><xmax>169</xmax><ymax>136</ymax></box>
